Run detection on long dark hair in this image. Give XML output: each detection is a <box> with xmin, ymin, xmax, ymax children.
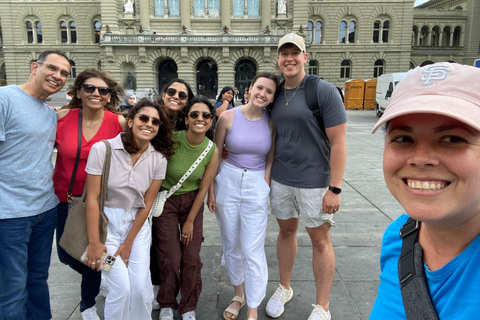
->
<box><xmin>62</xmin><ymin>68</ymin><xmax>124</xmax><ymax>112</ymax></box>
<box><xmin>216</xmin><ymin>86</ymin><xmax>235</xmax><ymax>108</ymax></box>
<box><xmin>122</xmin><ymin>98</ymin><xmax>175</xmax><ymax>158</ymax></box>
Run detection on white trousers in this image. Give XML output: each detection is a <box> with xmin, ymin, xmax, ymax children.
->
<box><xmin>214</xmin><ymin>161</ymin><xmax>270</xmax><ymax>308</ymax></box>
<box><xmin>103</xmin><ymin>207</ymin><xmax>153</xmax><ymax>320</ymax></box>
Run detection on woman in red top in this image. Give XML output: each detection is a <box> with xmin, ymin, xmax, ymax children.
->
<box><xmin>53</xmin><ymin>68</ymin><xmax>127</xmax><ymax>320</ymax></box>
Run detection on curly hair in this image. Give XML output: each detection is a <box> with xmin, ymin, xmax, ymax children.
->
<box><xmin>61</xmin><ymin>68</ymin><xmax>124</xmax><ymax>112</ymax></box>
<box><xmin>122</xmin><ymin>98</ymin><xmax>175</xmax><ymax>158</ymax></box>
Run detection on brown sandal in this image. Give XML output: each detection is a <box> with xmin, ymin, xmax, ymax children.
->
<box><xmin>223</xmin><ymin>295</ymin><xmax>246</xmax><ymax>320</ymax></box>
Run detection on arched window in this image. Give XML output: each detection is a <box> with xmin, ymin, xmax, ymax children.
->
<box><xmin>235</xmin><ymin>60</ymin><xmax>257</xmax><ymax>95</ymax></box>
<box><xmin>307</xmin><ymin>20</ymin><xmax>322</xmax><ymax>44</ymax></box>
<box><xmin>442</xmin><ymin>26</ymin><xmax>451</xmax><ymax>47</ymax></box>
<box><xmin>339</xmin><ymin>19</ymin><xmax>356</xmax><ymax>44</ymax></box>
<box><xmin>94</xmin><ymin>21</ymin><xmax>101</xmax><ymax>44</ymax></box>
<box><xmin>382</xmin><ymin>21</ymin><xmax>389</xmax><ymax>42</ymax></box>
<box><xmin>196</xmin><ymin>59</ymin><xmax>218</xmax><ymax>99</ymax></box>
<box><xmin>373</xmin><ymin>60</ymin><xmax>384</xmax><ymax>78</ymax></box>
<box><xmin>453</xmin><ymin>26</ymin><xmax>461</xmax><ymax>47</ymax></box>
<box><xmin>309</xmin><ymin>60</ymin><xmax>318</xmax><ymax>76</ymax></box>
<box><xmin>25</xmin><ymin>19</ymin><xmax>43</xmax><ymax>44</ymax></box>
<box><xmin>420</xmin><ymin>26</ymin><xmax>429</xmax><ymax>46</ymax></box>
<box><xmin>340</xmin><ymin>60</ymin><xmax>351</xmax><ymax>78</ymax></box>
<box><xmin>158</xmin><ymin>60</ymin><xmax>178</xmax><ymax>92</ymax></box>
<box><xmin>59</xmin><ymin>19</ymin><xmax>77</xmax><ymax>44</ymax></box>
<box><xmin>373</xmin><ymin>21</ymin><xmax>380</xmax><ymax>43</ymax></box>
<box><xmin>69</xmin><ymin>60</ymin><xmax>76</xmax><ymax>78</ymax></box>
<box><xmin>412</xmin><ymin>26</ymin><xmax>419</xmax><ymax>46</ymax></box>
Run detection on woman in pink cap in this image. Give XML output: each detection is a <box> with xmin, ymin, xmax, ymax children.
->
<box><xmin>370</xmin><ymin>62</ymin><xmax>480</xmax><ymax>319</ymax></box>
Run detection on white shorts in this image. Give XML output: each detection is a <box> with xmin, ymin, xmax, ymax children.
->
<box><xmin>269</xmin><ymin>180</ymin><xmax>336</xmax><ymax>228</ymax></box>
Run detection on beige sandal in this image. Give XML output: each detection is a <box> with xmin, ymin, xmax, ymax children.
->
<box><xmin>223</xmin><ymin>295</ymin><xmax>246</xmax><ymax>320</ymax></box>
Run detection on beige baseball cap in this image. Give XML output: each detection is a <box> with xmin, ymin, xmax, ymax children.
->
<box><xmin>372</xmin><ymin>62</ymin><xmax>480</xmax><ymax>133</ymax></box>
<box><xmin>277</xmin><ymin>33</ymin><xmax>306</xmax><ymax>53</ymax></box>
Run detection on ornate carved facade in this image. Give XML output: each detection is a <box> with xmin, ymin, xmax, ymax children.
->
<box><xmin>0</xmin><ymin>0</ymin><xmax>478</xmax><ymax>96</ymax></box>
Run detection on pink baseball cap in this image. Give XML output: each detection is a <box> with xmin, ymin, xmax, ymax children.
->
<box><xmin>371</xmin><ymin>62</ymin><xmax>480</xmax><ymax>133</ymax></box>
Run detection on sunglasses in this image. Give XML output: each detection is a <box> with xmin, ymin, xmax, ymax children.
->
<box><xmin>135</xmin><ymin>114</ymin><xmax>161</xmax><ymax>126</ymax></box>
<box><xmin>80</xmin><ymin>84</ymin><xmax>112</xmax><ymax>96</ymax></box>
<box><xmin>166</xmin><ymin>88</ymin><xmax>188</xmax><ymax>100</ymax></box>
<box><xmin>188</xmin><ymin>111</ymin><xmax>213</xmax><ymax>120</ymax></box>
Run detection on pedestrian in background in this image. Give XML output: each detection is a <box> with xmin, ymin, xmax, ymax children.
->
<box><xmin>266</xmin><ymin>34</ymin><xmax>347</xmax><ymax>320</ymax></box>
<box><xmin>119</xmin><ymin>91</ymin><xmax>136</xmax><ymax>113</ymax></box>
<box><xmin>0</xmin><ymin>50</ymin><xmax>71</xmax><ymax>320</ymax></box>
<box><xmin>53</xmin><ymin>67</ymin><xmax>126</xmax><ymax>320</ymax></box>
<box><xmin>215</xmin><ymin>86</ymin><xmax>235</xmax><ymax>118</ymax></box>
<box><xmin>153</xmin><ymin>96</ymin><xmax>219</xmax><ymax>320</ymax></box>
<box><xmin>84</xmin><ymin>99</ymin><xmax>174</xmax><ymax>320</ymax></box>
<box><xmin>370</xmin><ymin>62</ymin><xmax>480</xmax><ymax>319</ymax></box>
<box><xmin>208</xmin><ymin>72</ymin><xmax>278</xmax><ymax>320</ymax></box>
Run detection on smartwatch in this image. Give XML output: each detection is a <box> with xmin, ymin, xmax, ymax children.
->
<box><xmin>328</xmin><ymin>186</ymin><xmax>342</xmax><ymax>194</ymax></box>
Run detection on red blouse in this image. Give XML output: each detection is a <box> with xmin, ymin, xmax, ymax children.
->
<box><xmin>53</xmin><ymin>108</ymin><xmax>123</xmax><ymax>202</ymax></box>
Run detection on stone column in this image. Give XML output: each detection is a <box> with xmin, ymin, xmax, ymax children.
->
<box><xmin>139</xmin><ymin>0</ymin><xmax>151</xmax><ymax>30</ymax></box>
<box><xmin>427</xmin><ymin>30</ymin><xmax>432</xmax><ymax>46</ymax></box>
<box><xmin>262</xmin><ymin>0</ymin><xmax>271</xmax><ymax>29</ymax></box>
<box><xmin>181</xmin><ymin>0</ymin><xmax>191</xmax><ymax>29</ymax></box>
<box><xmin>439</xmin><ymin>31</ymin><xmax>443</xmax><ymax>46</ymax></box>
<box><xmin>221</xmin><ymin>0</ymin><xmax>231</xmax><ymax>30</ymax></box>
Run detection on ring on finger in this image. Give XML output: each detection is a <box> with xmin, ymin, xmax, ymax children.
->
<box><xmin>91</xmin><ymin>262</ymin><xmax>95</xmax><ymax>265</ymax></box>
<box><xmin>96</xmin><ymin>260</ymin><xmax>101</xmax><ymax>264</ymax></box>
<box><xmin>182</xmin><ymin>235</ymin><xmax>187</xmax><ymax>238</ymax></box>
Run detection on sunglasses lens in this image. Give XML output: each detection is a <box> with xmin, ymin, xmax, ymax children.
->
<box><xmin>189</xmin><ymin>111</ymin><xmax>199</xmax><ymax>119</ymax></box>
<box><xmin>151</xmin><ymin>119</ymin><xmax>161</xmax><ymax>126</ymax></box>
<box><xmin>202</xmin><ymin>112</ymin><xmax>213</xmax><ymax>119</ymax></box>
<box><xmin>138</xmin><ymin>115</ymin><xmax>149</xmax><ymax>123</ymax></box>
<box><xmin>83</xmin><ymin>84</ymin><xmax>95</xmax><ymax>93</ymax></box>
<box><xmin>178</xmin><ymin>92</ymin><xmax>188</xmax><ymax>100</ymax></box>
<box><xmin>97</xmin><ymin>87</ymin><xmax>110</xmax><ymax>96</ymax></box>
<box><xmin>166</xmin><ymin>88</ymin><xmax>176</xmax><ymax>97</ymax></box>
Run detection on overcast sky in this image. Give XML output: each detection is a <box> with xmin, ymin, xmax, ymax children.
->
<box><xmin>414</xmin><ymin>0</ymin><xmax>431</xmax><ymax>6</ymax></box>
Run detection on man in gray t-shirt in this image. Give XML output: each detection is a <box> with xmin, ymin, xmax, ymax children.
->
<box><xmin>266</xmin><ymin>34</ymin><xmax>347</xmax><ymax>320</ymax></box>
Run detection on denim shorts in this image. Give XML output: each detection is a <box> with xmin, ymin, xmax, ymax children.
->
<box><xmin>269</xmin><ymin>180</ymin><xmax>336</xmax><ymax>228</ymax></box>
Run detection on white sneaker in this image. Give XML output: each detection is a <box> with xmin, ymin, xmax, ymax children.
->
<box><xmin>159</xmin><ymin>308</ymin><xmax>174</xmax><ymax>320</ymax></box>
<box><xmin>265</xmin><ymin>284</ymin><xmax>294</xmax><ymax>318</ymax></box>
<box><xmin>308</xmin><ymin>304</ymin><xmax>331</xmax><ymax>320</ymax></box>
<box><xmin>81</xmin><ymin>306</ymin><xmax>100</xmax><ymax>320</ymax></box>
<box><xmin>152</xmin><ymin>285</ymin><xmax>160</xmax><ymax>310</ymax></box>
<box><xmin>182</xmin><ymin>310</ymin><xmax>196</xmax><ymax>320</ymax></box>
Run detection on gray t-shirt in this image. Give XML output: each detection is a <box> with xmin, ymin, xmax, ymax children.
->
<box><xmin>271</xmin><ymin>75</ymin><xmax>346</xmax><ymax>188</ymax></box>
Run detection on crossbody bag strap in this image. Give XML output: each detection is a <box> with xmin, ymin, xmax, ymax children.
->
<box><xmin>398</xmin><ymin>218</ymin><xmax>439</xmax><ymax>320</ymax></box>
<box><xmin>67</xmin><ymin>109</ymin><xmax>83</xmax><ymax>201</ymax></box>
<box><xmin>98</xmin><ymin>140</ymin><xmax>112</xmax><ymax>212</ymax></box>
<box><xmin>166</xmin><ymin>140</ymin><xmax>213</xmax><ymax>198</ymax></box>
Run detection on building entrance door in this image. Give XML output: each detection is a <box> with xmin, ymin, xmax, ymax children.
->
<box><xmin>196</xmin><ymin>59</ymin><xmax>218</xmax><ymax>99</ymax></box>
<box><xmin>235</xmin><ymin>60</ymin><xmax>257</xmax><ymax>99</ymax></box>
<box><xmin>158</xmin><ymin>60</ymin><xmax>178</xmax><ymax>92</ymax></box>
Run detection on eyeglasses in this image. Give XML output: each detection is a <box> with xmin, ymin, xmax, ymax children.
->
<box><xmin>37</xmin><ymin>62</ymin><xmax>70</xmax><ymax>78</ymax></box>
<box><xmin>135</xmin><ymin>114</ymin><xmax>161</xmax><ymax>126</ymax></box>
<box><xmin>166</xmin><ymin>88</ymin><xmax>188</xmax><ymax>100</ymax></box>
<box><xmin>188</xmin><ymin>111</ymin><xmax>213</xmax><ymax>120</ymax></box>
<box><xmin>80</xmin><ymin>84</ymin><xmax>112</xmax><ymax>96</ymax></box>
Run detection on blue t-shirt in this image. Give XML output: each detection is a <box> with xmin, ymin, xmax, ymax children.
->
<box><xmin>370</xmin><ymin>214</ymin><xmax>480</xmax><ymax>319</ymax></box>
<box><xmin>0</xmin><ymin>85</ymin><xmax>59</xmax><ymax>219</ymax></box>
<box><xmin>215</xmin><ymin>100</ymin><xmax>233</xmax><ymax>111</ymax></box>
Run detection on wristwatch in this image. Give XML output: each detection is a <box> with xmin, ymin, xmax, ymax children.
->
<box><xmin>328</xmin><ymin>186</ymin><xmax>342</xmax><ymax>194</ymax></box>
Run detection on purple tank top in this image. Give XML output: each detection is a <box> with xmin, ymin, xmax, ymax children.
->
<box><xmin>225</xmin><ymin>107</ymin><xmax>272</xmax><ymax>170</ymax></box>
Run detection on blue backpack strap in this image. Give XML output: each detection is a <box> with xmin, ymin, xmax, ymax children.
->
<box><xmin>398</xmin><ymin>218</ymin><xmax>439</xmax><ymax>320</ymax></box>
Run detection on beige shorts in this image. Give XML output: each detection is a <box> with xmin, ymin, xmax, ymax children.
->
<box><xmin>269</xmin><ymin>180</ymin><xmax>336</xmax><ymax>228</ymax></box>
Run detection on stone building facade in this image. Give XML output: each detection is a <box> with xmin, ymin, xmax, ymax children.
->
<box><xmin>0</xmin><ymin>0</ymin><xmax>478</xmax><ymax>97</ymax></box>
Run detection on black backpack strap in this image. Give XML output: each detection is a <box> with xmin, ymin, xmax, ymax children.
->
<box><xmin>305</xmin><ymin>75</ymin><xmax>329</xmax><ymax>142</ymax></box>
<box><xmin>398</xmin><ymin>218</ymin><xmax>439</xmax><ymax>320</ymax></box>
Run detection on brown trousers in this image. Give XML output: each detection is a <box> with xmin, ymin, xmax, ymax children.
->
<box><xmin>152</xmin><ymin>190</ymin><xmax>204</xmax><ymax>315</ymax></box>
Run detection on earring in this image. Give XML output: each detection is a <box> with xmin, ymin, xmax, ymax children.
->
<box><xmin>129</xmin><ymin>126</ymin><xmax>132</xmax><ymax>129</ymax></box>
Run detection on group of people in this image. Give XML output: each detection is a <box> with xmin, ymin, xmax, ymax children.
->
<box><xmin>1</xmin><ymin>32</ymin><xmax>479</xmax><ymax>320</ymax></box>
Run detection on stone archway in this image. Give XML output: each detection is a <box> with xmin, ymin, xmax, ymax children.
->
<box><xmin>235</xmin><ymin>60</ymin><xmax>257</xmax><ymax>99</ymax></box>
<box><xmin>157</xmin><ymin>59</ymin><xmax>178</xmax><ymax>92</ymax></box>
<box><xmin>196</xmin><ymin>59</ymin><xmax>218</xmax><ymax>99</ymax></box>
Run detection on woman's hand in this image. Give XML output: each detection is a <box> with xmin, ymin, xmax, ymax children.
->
<box><xmin>207</xmin><ymin>192</ymin><xmax>216</xmax><ymax>213</ymax></box>
<box><xmin>181</xmin><ymin>220</ymin><xmax>194</xmax><ymax>246</ymax></box>
<box><xmin>114</xmin><ymin>242</ymin><xmax>133</xmax><ymax>268</ymax></box>
<box><xmin>85</xmin><ymin>242</ymin><xmax>107</xmax><ymax>271</ymax></box>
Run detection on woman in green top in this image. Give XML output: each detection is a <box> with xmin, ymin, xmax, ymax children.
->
<box><xmin>153</xmin><ymin>96</ymin><xmax>219</xmax><ymax>320</ymax></box>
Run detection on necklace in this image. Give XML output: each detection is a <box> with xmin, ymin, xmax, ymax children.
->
<box><xmin>284</xmin><ymin>85</ymin><xmax>300</xmax><ymax>106</ymax></box>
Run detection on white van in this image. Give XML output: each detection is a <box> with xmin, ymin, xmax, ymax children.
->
<box><xmin>375</xmin><ymin>72</ymin><xmax>409</xmax><ymax>117</ymax></box>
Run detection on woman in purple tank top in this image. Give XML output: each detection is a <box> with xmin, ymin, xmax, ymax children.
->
<box><xmin>208</xmin><ymin>72</ymin><xmax>279</xmax><ymax>320</ymax></box>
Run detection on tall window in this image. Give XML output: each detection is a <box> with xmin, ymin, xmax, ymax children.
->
<box><xmin>373</xmin><ymin>20</ymin><xmax>390</xmax><ymax>43</ymax></box>
<box><xmin>373</xmin><ymin>60</ymin><xmax>384</xmax><ymax>78</ymax></box>
<box><xmin>340</xmin><ymin>60</ymin><xmax>351</xmax><ymax>78</ymax></box>
<box><xmin>339</xmin><ymin>20</ymin><xmax>356</xmax><ymax>43</ymax></box>
<box><xmin>94</xmin><ymin>21</ymin><xmax>101</xmax><ymax>43</ymax></box>
<box><xmin>25</xmin><ymin>19</ymin><xmax>42</xmax><ymax>44</ymax></box>
<box><xmin>69</xmin><ymin>60</ymin><xmax>76</xmax><ymax>78</ymax></box>
<box><xmin>309</xmin><ymin>60</ymin><xmax>318</xmax><ymax>76</ymax></box>
<box><xmin>339</xmin><ymin>21</ymin><xmax>346</xmax><ymax>43</ymax></box>
<box><xmin>453</xmin><ymin>26</ymin><xmax>461</xmax><ymax>47</ymax></box>
<box><xmin>308</xmin><ymin>21</ymin><xmax>322</xmax><ymax>44</ymax></box>
<box><xmin>59</xmin><ymin>19</ymin><xmax>77</xmax><ymax>44</ymax></box>
<box><xmin>154</xmin><ymin>0</ymin><xmax>180</xmax><ymax>17</ymax></box>
<box><xmin>194</xmin><ymin>0</ymin><xmax>219</xmax><ymax>17</ymax></box>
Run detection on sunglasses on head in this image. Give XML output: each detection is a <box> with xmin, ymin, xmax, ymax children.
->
<box><xmin>135</xmin><ymin>114</ymin><xmax>161</xmax><ymax>126</ymax></box>
<box><xmin>166</xmin><ymin>88</ymin><xmax>188</xmax><ymax>100</ymax></box>
<box><xmin>80</xmin><ymin>84</ymin><xmax>112</xmax><ymax>96</ymax></box>
<box><xmin>188</xmin><ymin>111</ymin><xmax>213</xmax><ymax>120</ymax></box>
